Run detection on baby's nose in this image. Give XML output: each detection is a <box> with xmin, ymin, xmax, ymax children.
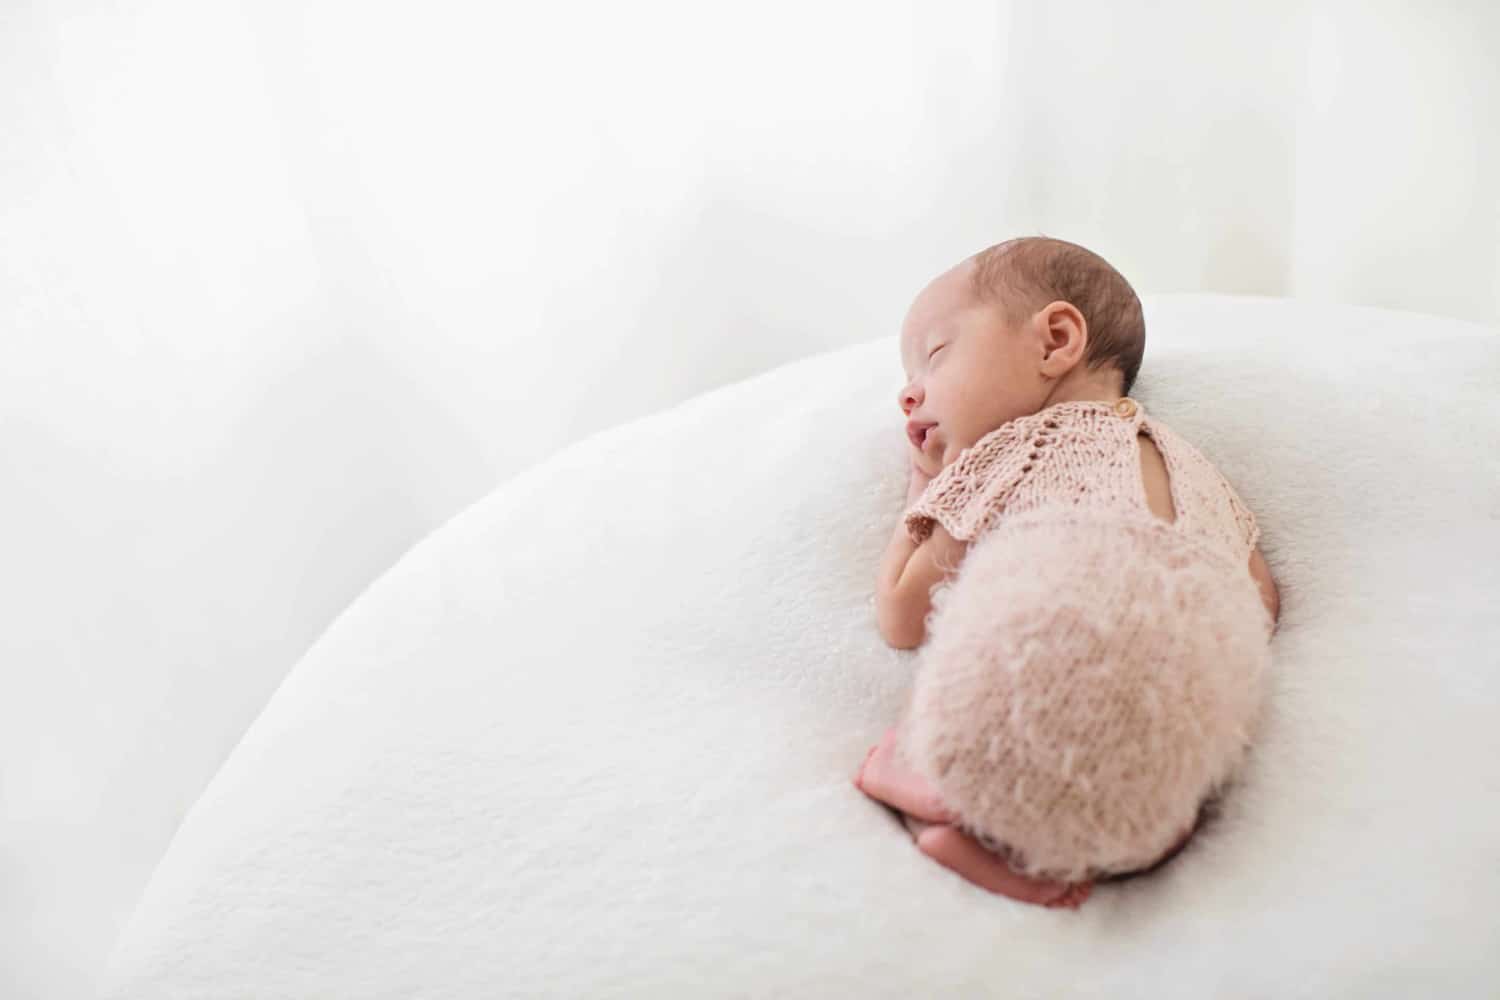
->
<box><xmin>898</xmin><ymin>383</ymin><xmax>921</xmax><ymax>414</ymax></box>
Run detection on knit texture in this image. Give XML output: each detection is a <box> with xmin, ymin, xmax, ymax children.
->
<box><xmin>896</xmin><ymin>398</ymin><xmax>1273</xmax><ymax>882</ymax></box>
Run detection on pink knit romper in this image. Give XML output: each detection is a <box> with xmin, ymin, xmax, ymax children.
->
<box><xmin>898</xmin><ymin>397</ymin><xmax>1273</xmax><ymax>882</ymax></box>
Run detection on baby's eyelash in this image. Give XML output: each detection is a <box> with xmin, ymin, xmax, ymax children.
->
<box><xmin>928</xmin><ymin>344</ymin><xmax>945</xmax><ymax>358</ymax></box>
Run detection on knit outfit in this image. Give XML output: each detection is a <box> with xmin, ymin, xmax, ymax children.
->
<box><xmin>896</xmin><ymin>397</ymin><xmax>1273</xmax><ymax>883</ymax></box>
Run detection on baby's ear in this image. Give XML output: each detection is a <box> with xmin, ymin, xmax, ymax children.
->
<box><xmin>1036</xmin><ymin>300</ymin><xmax>1088</xmax><ymax>373</ymax></box>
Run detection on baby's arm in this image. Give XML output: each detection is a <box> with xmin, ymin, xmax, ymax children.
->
<box><xmin>877</xmin><ymin>517</ymin><xmax>969</xmax><ymax>650</ymax></box>
<box><xmin>1248</xmin><ymin>546</ymin><xmax>1281</xmax><ymax>629</ymax></box>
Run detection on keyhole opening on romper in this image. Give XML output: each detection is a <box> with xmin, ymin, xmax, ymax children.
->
<box><xmin>1136</xmin><ymin>431</ymin><xmax>1177</xmax><ymax>524</ymax></box>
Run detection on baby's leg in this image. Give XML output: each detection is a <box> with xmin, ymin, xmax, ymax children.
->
<box><xmin>867</xmin><ymin>760</ymin><xmax>1092</xmax><ymax>908</ymax></box>
<box><xmin>856</xmin><ymin>727</ymin><xmax>1092</xmax><ymax>908</ymax></box>
<box><xmin>852</xmin><ymin>725</ymin><xmax>957</xmax><ymax>823</ymax></box>
<box><xmin>913</xmin><ymin>825</ymin><xmax>1093</xmax><ymax>909</ymax></box>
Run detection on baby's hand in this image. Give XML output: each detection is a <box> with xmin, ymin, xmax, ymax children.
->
<box><xmin>906</xmin><ymin>462</ymin><xmax>933</xmax><ymax>507</ymax></box>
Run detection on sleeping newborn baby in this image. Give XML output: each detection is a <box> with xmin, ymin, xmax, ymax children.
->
<box><xmin>853</xmin><ymin>237</ymin><xmax>1282</xmax><ymax>909</ymax></box>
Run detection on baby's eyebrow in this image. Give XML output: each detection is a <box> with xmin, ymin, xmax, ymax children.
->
<box><xmin>902</xmin><ymin>328</ymin><xmax>938</xmax><ymax>372</ymax></box>
<box><xmin>901</xmin><ymin>328</ymin><xmax>929</xmax><ymax>372</ymax></box>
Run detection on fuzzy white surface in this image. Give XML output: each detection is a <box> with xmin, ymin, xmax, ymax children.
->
<box><xmin>101</xmin><ymin>295</ymin><xmax>1500</xmax><ymax>999</ymax></box>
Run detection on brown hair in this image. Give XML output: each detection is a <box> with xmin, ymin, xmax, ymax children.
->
<box><xmin>969</xmin><ymin>236</ymin><xmax>1146</xmax><ymax>396</ymax></box>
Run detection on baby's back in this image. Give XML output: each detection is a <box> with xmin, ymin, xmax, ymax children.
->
<box><xmin>906</xmin><ymin>397</ymin><xmax>1261</xmax><ymax>580</ymax></box>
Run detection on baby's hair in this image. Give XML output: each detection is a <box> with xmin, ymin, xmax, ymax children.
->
<box><xmin>969</xmin><ymin>236</ymin><xmax>1146</xmax><ymax>396</ymax></box>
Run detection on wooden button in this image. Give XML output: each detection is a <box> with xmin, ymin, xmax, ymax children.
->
<box><xmin>1114</xmin><ymin>398</ymin><xmax>1138</xmax><ymax>419</ymax></box>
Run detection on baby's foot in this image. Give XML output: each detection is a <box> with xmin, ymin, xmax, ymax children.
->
<box><xmin>901</xmin><ymin>812</ymin><xmax>937</xmax><ymax>841</ymax></box>
<box><xmin>852</xmin><ymin>726</ymin><xmax>957</xmax><ymax>824</ymax></box>
<box><xmin>915</xmin><ymin>824</ymin><xmax>1093</xmax><ymax>909</ymax></box>
<box><xmin>1044</xmin><ymin>881</ymin><xmax>1094</xmax><ymax>909</ymax></box>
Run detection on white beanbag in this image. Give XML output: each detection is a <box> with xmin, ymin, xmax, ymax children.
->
<box><xmin>102</xmin><ymin>295</ymin><xmax>1500</xmax><ymax>998</ymax></box>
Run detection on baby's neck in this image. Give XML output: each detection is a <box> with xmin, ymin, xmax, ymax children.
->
<box><xmin>1038</xmin><ymin>376</ymin><xmax>1128</xmax><ymax>409</ymax></box>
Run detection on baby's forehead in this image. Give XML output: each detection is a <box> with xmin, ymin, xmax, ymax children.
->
<box><xmin>900</xmin><ymin>281</ymin><xmax>971</xmax><ymax>354</ymax></box>
<box><xmin>901</xmin><ymin>289</ymin><xmax>951</xmax><ymax>339</ymax></box>
<box><xmin>906</xmin><ymin>263</ymin><xmax>983</xmax><ymax>328</ymax></box>
<box><xmin>897</xmin><ymin>319</ymin><xmax>930</xmax><ymax>368</ymax></box>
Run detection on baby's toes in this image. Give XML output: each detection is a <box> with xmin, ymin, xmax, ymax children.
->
<box><xmin>1046</xmin><ymin>882</ymin><xmax>1093</xmax><ymax>909</ymax></box>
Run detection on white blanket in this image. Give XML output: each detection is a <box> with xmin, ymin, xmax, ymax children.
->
<box><xmin>102</xmin><ymin>295</ymin><xmax>1500</xmax><ymax>998</ymax></box>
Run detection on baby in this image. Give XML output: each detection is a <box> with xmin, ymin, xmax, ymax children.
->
<box><xmin>852</xmin><ymin>237</ymin><xmax>1281</xmax><ymax>909</ymax></box>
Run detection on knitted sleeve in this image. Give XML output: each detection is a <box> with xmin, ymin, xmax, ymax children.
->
<box><xmin>903</xmin><ymin>422</ymin><xmax>1034</xmax><ymax>544</ymax></box>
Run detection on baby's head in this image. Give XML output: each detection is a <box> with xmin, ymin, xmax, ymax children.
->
<box><xmin>897</xmin><ymin>237</ymin><xmax>1145</xmax><ymax>474</ymax></box>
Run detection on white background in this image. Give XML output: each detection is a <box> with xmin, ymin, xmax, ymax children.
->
<box><xmin>3</xmin><ymin>1</ymin><xmax>1497</xmax><ymax>996</ymax></box>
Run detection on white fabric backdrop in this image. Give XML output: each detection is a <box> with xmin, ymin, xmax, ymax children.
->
<box><xmin>2</xmin><ymin>1</ymin><xmax>1496</xmax><ymax>996</ymax></box>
